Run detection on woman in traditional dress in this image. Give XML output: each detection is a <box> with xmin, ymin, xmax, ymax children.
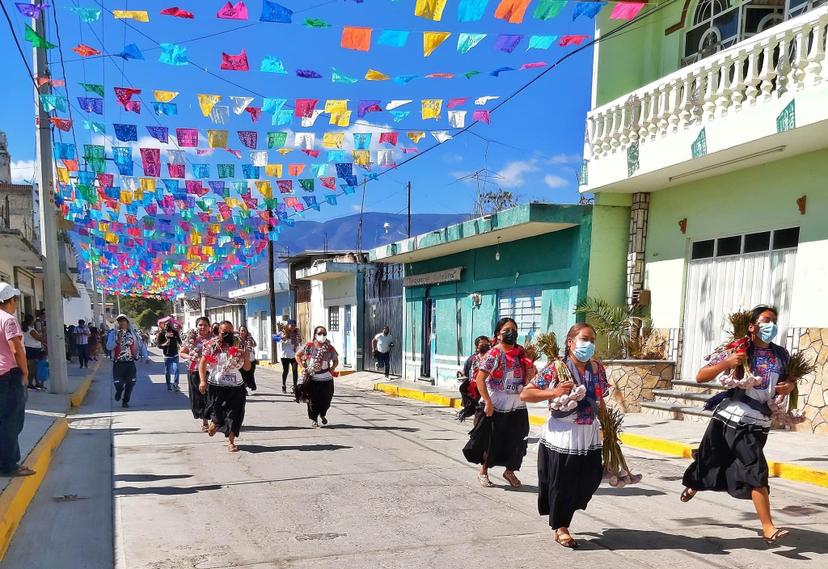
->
<box><xmin>238</xmin><ymin>325</ymin><xmax>258</xmax><ymax>392</ymax></box>
<box><xmin>465</xmin><ymin>318</ymin><xmax>534</xmax><ymax>489</ymax></box>
<box><xmin>180</xmin><ymin>316</ymin><xmax>212</xmax><ymax>432</ymax></box>
<box><xmin>457</xmin><ymin>335</ymin><xmax>490</xmax><ymax>422</ymax></box>
<box><xmin>198</xmin><ymin>321</ymin><xmax>251</xmax><ymax>452</ymax></box>
<box><xmin>295</xmin><ymin>325</ymin><xmax>339</xmax><ymax>428</ymax></box>
<box><xmin>520</xmin><ymin>323</ymin><xmax>607</xmax><ymax>549</ymax></box>
<box><xmin>280</xmin><ymin>319</ymin><xmax>300</xmax><ymax>394</ymax></box>
<box><xmin>681</xmin><ymin>305</ymin><xmax>795</xmax><ymax>545</ymax></box>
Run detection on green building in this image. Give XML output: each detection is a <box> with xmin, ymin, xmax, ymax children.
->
<box><xmin>580</xmin><ymin>1</ymin><xmax>828</xmax><ymax>431</ymax></box>
<box><xmin>368</xmin><ymin>203</ymin><xmax>628</xmax><ymax>386</ymax></box>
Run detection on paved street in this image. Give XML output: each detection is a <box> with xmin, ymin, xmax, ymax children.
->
<box><xmin>3</xmin><ymin>356</ymin><xmax>828</xmax><ymax>569</ymax></box>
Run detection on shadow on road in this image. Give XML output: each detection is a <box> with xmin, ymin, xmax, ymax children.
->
<box><xmin>594</xmin><ymin>486</ymin><xmax>667</xmax><ymax>497</ymax></box>
<box><xmin>114</xmin><ymin>483</ymin><xmax>223</xmax><ymax>496</ymax></box>
<box><xmin>241</xmin><ymin>443</ymin><xmax>352</xmax><ymax>454</ymax></box>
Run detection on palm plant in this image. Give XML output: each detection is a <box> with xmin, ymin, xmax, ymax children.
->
<box><xmin>575</xmin><ymin>297</ymin><xmax>643</xmax><ymax>359</ymax></box>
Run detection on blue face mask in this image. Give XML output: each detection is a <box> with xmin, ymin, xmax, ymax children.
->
<box><xmin>758</xmin><ymin>322</ymin><xmax>778</xmax><ymax>343</ymax></box>
<box><xmin>573</xmin><ymin>340</ymin><xmax>596</xmax><ymax>362</ymax></box>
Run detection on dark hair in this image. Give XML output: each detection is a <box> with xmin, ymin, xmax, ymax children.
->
<box><xmin>196</xmin><ymin>316</ymin><xmax>210</xmax><ymax>326</ymax></box>
<box><xmin>750</xmin><ymin>305</ymin><xmax>778</xmax><ymax>325</ymax></box>
<box><xmin>218</xmin><ymin>320</ymin><xmax>233</xmax><ymax>329</ymax></box>
<box><xmin>313</xmin><ymin>325</ymin><xmax>327</xmax><ymax>336</ymax></box>
<box><xmin>493</xmin><ymin>317</ymin><xmax>517</xmax><ymax>340</ymax></box>
<box><xmin>563</xmin><ymin>323</ymin><xmax>596</xmax><ymax>360</ymax></box>
<box><xmin>211</xmin><ymin>323</ymin><xmax>219</xmax><ymax>336</ymax></box>
<box><xmin>22</xmin><ymin>314</ymin><xmax>33</xmax><ymax>331</ymax></box>
<box><xmin>474</xmin><ymin>335</ymin><xmax>490</xmax><ymax>348</ymax></box>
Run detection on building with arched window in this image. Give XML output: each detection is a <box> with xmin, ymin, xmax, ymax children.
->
<box><xmin>580</xmin><ymin>1</ymin><xmax>828</xmax><ymax>433</ymax></box>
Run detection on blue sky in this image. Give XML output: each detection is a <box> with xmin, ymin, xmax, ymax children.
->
<box><xmin>1</xmin><ymin>0</ymin><xmax>596</xmax><ymax>220</ymax></box>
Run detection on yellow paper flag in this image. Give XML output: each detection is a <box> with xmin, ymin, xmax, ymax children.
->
<box><xmin>331</xmin><ymin>110</ymin><xmax>351</xmax><ymax>127</ymax></box>
<box><xmin>154</xmin><ymin>90</ymin><xmax>179</xmax><ymax>102</ymax></box>
<box><xmin>414</xmin><ymin>0</ymin><xmax>446</xmax><ymax>21</ymax></box>
<box><xmin>140</xmin><ymin>178</ymin><xmax>156</xmax><ymax>191</ymax></box>
<box><xmin>255</xmin><ymin>181</ymin><xmax>273</xmax><ymax>199</ymax></box>
<box><xmin>421</xmin><ymin>99</ymin><xmax>443</xmax><ymax>120</ymax></box>
<box><xmin>198</xmin><ymin>94</ymin><xmax>222</xmax><ymax>117</ymax></box>
<box><xmin>365</xmin><ymin>69</ymin><xmax>390</xmax><ymax>81</ymax></box>
<box><xmin>56</xmin><ymin>167</ymin><xmax>69</xmax><ymax>184</ymax></box>
<box><xmin>208</xmin><ymin>130</ymin><xmax>228</xmax><ymax>148</ymax></box>
<box><xmin>423</xmin><ymin>32</ymin><xmax>451</xmax><ymax>57</ymax></box>
<box><xmin>322</xmin><ymin>132</ymin><xmax>345</xmax><ymax>148</ymax></box>
<box><xmin>407</xmin><ymin>131</ymin><xmax>426</xmax><ymax>144</ymax></box>
<box><xmin>266</xmin><ymin>164</ymin><xmax>283</xmax><ymax>178</ymax></box>
<box><xmin>113</xmin><ymin>10</ymin><xmax>149</xmax><ymax>22</ymax></box>
<box><xmin>353</xmin><ymin>150</ymin><xmax>371</xmax><ymax>166</ymax></box>
<box><xmin>324</xmin><ymin>99</ymin><xmax>348</xmax><ymax>114</ymax></box>
<box><xmin>277</xmin><ymin>148</ymin><xmax>293</xmax><ymax>156</ymax></box>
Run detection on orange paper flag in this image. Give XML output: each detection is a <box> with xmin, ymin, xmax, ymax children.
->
<box><xmin>341</xmin><ymin>26</ymin><xmax>372</xmax><ymax>51</ymax></box>
<box><xmin>494</xmin><ymin>0</ymin><xmax>531</xmax><ymax>24</ymax></box>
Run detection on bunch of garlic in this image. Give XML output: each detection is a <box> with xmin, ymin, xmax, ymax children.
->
<box><xmin>769</xmin><ymin>394</ymin><xmax>807</xmax><ymax>426</ymax></box>
<box><xmin>550</xmin><ymin>384</ymin><xmax>587</xmax><ymax>412</ymax></box>
<box><xmin>719</xmin><ymin>370</ymin><xmax>762</xmax><ymax>389</ymax></box>
<box><xmin>604</xmin><ymin>468</ymin><xmax>643</xmax><ymax>488</ymax></box>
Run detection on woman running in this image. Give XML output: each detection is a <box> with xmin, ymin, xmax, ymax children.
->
<box><xmin>180</xmin><ymin>317</ymin><xmax>212</xmax><ymax>432</ymax></box>
<box><xmin>295</xmin><ymin>325</ymin><xmax>339</xmax><ymax>428</ymax></box>
<box><xmin>521</xmin><ymin>323</ymin><xmax>607</xmax><ymax>549</ymax></box>
<box><xmin>280</xmin><ymin>319</ymin><xmax>300</xmax><ymax>394</ymax></box>
<box><xmin>464</xmin><ymin>317</ymin><xmax>534</xmax><ymax>489</ymax></box>
<box><xmin>238</xmin><ymin>325</ymin><xmax>258</xmax><ymax>392</ymax></box>
<box><xmin>199</xmin><ymin>321</ymin><xmax>251</xmax><ymax>452</ymax></box>
<box><xmin>681</xmin><ymin>305</ymin><xmax>795</xmax><ymax>545</ymax></box>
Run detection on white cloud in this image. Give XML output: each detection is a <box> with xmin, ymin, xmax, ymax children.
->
<box><xmin>10</xmin><ymin>159</ymin><xmax>36</xmax><ymax>183</ymax></box>
<box><xmin>495</xmin><ymin>159</ymin><xmax>540</xmax><ymax>189</ymax></box>
<box><xmin>544</xmin><ymin>174</ymin><xmax>569</xmax><ymax>189</ymax></box>
<box><xmin>546</xmin><ymin>153</ymin><xmax>581</xmax><ymax>165</ymax></box>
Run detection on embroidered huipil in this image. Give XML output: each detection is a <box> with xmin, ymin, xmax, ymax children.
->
<box><xmin>707</xmin><ymin>347</ymin><xmax>784</xmax><ymax>428</ymax></box>
<box><xmin>478</xmin><ymin>345</ymin><xmax>531</xmax><ymax>412</ymax></box>
<box><xmin>184</xmin><ymin>330</ymin><xmax>211</xmax><ymax>373</ymax></box>
<box><xmin>203</xmin><ymin>338</ymin><xmax>245</xmax><ymax>386</ymax></box>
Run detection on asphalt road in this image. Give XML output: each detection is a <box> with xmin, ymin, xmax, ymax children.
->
<box><xmin>3</xmin><ymin>358</ymin><xmax>827</xmax><ymax>569</ymax></box>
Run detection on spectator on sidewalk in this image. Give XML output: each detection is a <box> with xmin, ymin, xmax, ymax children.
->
<box><xmin>88</xmin><ymin>326</ymin><xmax>100</xmax><ymax>362</ymax></box>
<box><xmin>157</xmin><ymin>322</ymin><xmax>182</xmax><ymax>392</ymax></box>
<box><xmin>106</xmin><ymin>314</ymin><xmax>144</xmax><ymax>409</ymax></box>
<box><xmin>371</xmin><ymin>326</ymin><xmax>394</xmax><ymax>377</ymax></box>
<box><xmin>74</xmin><ymin>319</ymin><xmax>90</xmax><ymax>369</ymax></box>
<box><xmin>22</xmin><ymin>314</ymin><xmax>46</xmax><ymax>390</ymax></box>
<box><xmin>0</xmin><ymin>282</ymin><xmax>35</xmax><ymax>477</ymax></box>
<box><xmin>65</xmin><ymin>324</ymin><xmax>76</xmax><ymax>363</ymax></box>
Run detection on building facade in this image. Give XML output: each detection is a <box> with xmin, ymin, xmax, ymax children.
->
<box><xmin>581</xmin><ymin>2</ymin><xmax>828</xmax><ymax>431</ymax></box>
<box><xmin>227</xmin><ymin>270</ymin><xmax>292</xmax><ymax>361</ymax></box>
<box><xmin>368</xmin><ymin>203</ymin><xmax>628</xmax><ymax>387</ymax></box>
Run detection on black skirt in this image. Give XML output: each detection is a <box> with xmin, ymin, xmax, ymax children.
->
<box><xmin>537</xmin><ymin>443</ymin><xmax>603</xmax><ymax>529</ymax></box>
<box><xmin>304</xmin><ymin>379</ymin><xmax>334</xmax><ymax>421</ymax></box>
<box><xmin>206</xmin><ymin>384</ymin><xmax>247</xmax><ymax>437</ymax></box>
<box><xmin>187</xmin><ymin>370</ymin><xmax>209</xmax><ymax>420</ymax></box>
<box><xmin>463</xmin><ymin>408</ymin><xmax>529</xmax><ymax>471</ymax></box>
<box><xmin>682</xmin><ymin>416</ymin><xmax>770</xmax><ymax>500</ymax></box>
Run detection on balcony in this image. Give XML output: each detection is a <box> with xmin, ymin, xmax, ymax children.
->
<box><xmin>581</xmin><ymin>7</ymin><xmax>828</xmax><ymax>193</ymax></box>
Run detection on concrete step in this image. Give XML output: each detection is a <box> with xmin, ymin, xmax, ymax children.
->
<box><xmin>671</xmin><ymin>379</ymin><xmax>727</xmax><ymax>393</ymax></box>
<box><xmin>640</xmin><ymin>400</ymin><xmax>712</xmax><ymax>423</ymax></box>
<box><xmin>652</xmin><ymin>389</ymin><xmax>713</xmax><ymax>403</ymax></box>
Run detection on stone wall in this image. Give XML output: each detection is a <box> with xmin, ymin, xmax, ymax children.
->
<box><xmin>794</xmin><ymin>328</ymin><xmax>828</xmax><ymax>434</ymax></box>
<box><xmin>605</xmin><ymin>360</ymin><xmax>674</xmax><ymax>412</ymax></box>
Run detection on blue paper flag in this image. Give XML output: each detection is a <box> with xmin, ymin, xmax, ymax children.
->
<box><xmin>490</xmin><ymin>66</ymin><xmax>515</xmax><ymax>76</ymax></box>
<box><xmin>260</xmin><ymin>56</ymin><xmax>287</xmax><ymax>74</ymax></box>
<box><xmin>113</xmin><ymin>124</ymin><xmax>138</xmax><ymax>142</ymax></box>
<box><xmin>192</xmin><ymin>164</ymin><xmax>211</xmax><ymax>179</ymax></box>
<box><xmin>146</xmin><ymin>126</ymin><xmax>168</xmax><ymax>143</ymax></box>
<box><xmin>393</xmin><ymin>74</ymin><xmax>418</xmax><ymax>84</ymax></box>
<box><xmin>377</xmin><ymin>30</ymin><xmax>409</xmax><ymax>47</ymax></box>
<box><xmin>83</xmin><ymin>120</ymin><xmax>106</xmax><ymax>133</ymax></box>
<box><xmin>527</xmin><ymin>35</ymin><xmax>558</xmax><ymax>50</ymax></box>
<box><xmin>457</xmin><ymin>0</ymin><xmax>489</xmax><ymax>22</ymax></box>
<box><xmin>390</xmin><ymin>110</ymin><xmax>410</xmax><ymax>122</ymax></box>
<box><xmin>573</xmin><ymin>1</ymin><xmax>606</xmax><ymax>20</ymax></box>
<box><xmin>296</xmin><ymin>69</ymin><xmax>322</xmax><ymax>79</ymax></box>
<box><xmin>119</xmin><ymin>43</ymin><xmax>144</xmax><ymax>60</ymax></box>
<box><xmin>260</xmin><ymin>1</ymin><xmax>292</xmax><ymax>23</ymax></box>
<box><xmin>78</xmin><ymin>96</ymin><xmax>103</xmax><ymax>114</ymax></box>
<box><xmin>353</xmin><ymin>133</ymin><xmax>372</xmax><ymax>150</ymax></box>
<box><xmin>159</xmin><ymin>43</ymin><xmax>188</xmax><ymax>65</ymax></box>
<box><xmin>152</xmin><ymin>102</ymin><xmax>178</xmax><ymax>116</ymax></box>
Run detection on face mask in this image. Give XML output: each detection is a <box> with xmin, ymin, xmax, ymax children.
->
<box><xmin>500</xmin><ymin>329</ymin><xmax>518</xmax><ymax>345</ymax></box>
<box><xmin>316</xmin><ymin>334</ymin><xmax>327</xmax><ymax>342</ymax></box>
<box><xmin>573</xmin><ymin>340</ymin><xmax>596</xmax><ymax>362</ymax></box>
<box><xmin>479</xmin><ymin>345</ymin><xmax>490</xmax><ymax>354</ymax></box>
<box><xmin>221</xmin><ymin>332</ymin><xmax>234</xmax><ymax>345</ymax></box>
<box><xmin>758</xmin><ymin>322</ymin><xmax>778</xmax><ymax>343</ymax></box>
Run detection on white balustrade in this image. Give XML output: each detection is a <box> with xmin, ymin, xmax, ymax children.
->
<box><xmin>585</xmin><ymin>8</ymin><xmax>828</xmax><ymax>160</ymax></box>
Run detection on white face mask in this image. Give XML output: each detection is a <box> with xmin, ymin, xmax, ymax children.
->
<box><xmin>316</xmin><ymin>334</ymin><xmax>327</xmax><ymax>342</ymax></box>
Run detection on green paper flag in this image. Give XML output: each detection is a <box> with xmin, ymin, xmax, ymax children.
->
<box><xmin>80</xmin><ymin>83</ymin><xmax>105</xmax><ymax>97</ymax></box>
<box><xmin>267</xmin><ymin>131</ymin><xmax>288</xmax><ymax>148</ymax></box>
<box><xmin>533</xmin><ymin>0</ymin><xmax>567</xmax><ymax>20</ymax></box>
<box><xmin>299</xmin><ymin>179</ymin><xmax>315</xmax><ymax>192</ymax></box>
<box><xmin>464</xmin><ymin>70</ymin><xmax>481</xmax><ymax>79</ymax></box>
<box><xmin>304</xmin><ymin>18</ymin><xmax>331</xmax><ymax>28</ymax></box>
<box><xmin>24</xmin><ymin>24</ymin><xmax>56</xmax><ymax>49</ymax></box>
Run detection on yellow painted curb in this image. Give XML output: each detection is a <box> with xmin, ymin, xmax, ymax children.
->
<box><xmin>370</xmin><ymin>381</ymin><xmax>828</xmax><ymax>489</ymax></box>
<box><xmin>69</xmin><ymin>360</ymin><xmax>101</xmax><ymax>409</ymax></box>
<box><xmin>0</xmin><ymin>418</ymin><xmax>69</xmax><ymax>559</ymax></box>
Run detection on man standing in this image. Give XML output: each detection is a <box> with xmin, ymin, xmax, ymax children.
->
<box><xmin>157</xmin><ymin>322</ymin><xmax>182</xmax><ymax>391</ymax></box>
<box><xmin>74</xmin><ymin>319</ymin><xmax>90</xmax><ymax>369</ymax></box>
<box><xmin>0</xmin><ymin>283</ymin><xmax>35</xmax><ymax>477</ymax></box>
<box><xmin>371</xmin><ymin>325</ymin><xmax>394</xmax><ymax>378</ymax></box>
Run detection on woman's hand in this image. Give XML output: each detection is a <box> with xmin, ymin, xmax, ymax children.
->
<box><xmin>483</xmin><ymin>399</ymin><xmax>494</xmax><ymax>417</ymax></box>
<box><xmin>551</xmin><ymin>381</ymin><xmax>574</xmax><ymax>398</ymax></box>
<box><xmin>775</xmin><ymin>380</ymin><xmax>795</xmax><ymax>396</ymax></box>
<box><xmin>198</xmin><ymin>380</ymin><xmax>208</xmax><ymax>395</ymax></box>
<box><xmin>723</xmin><ymin>351</ymin><xmax>746</xmax><ymax>369</ymax></box>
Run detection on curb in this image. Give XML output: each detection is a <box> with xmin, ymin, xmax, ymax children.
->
<box><xmin>0</xmin><ymin>361</ymin><xmax>99</xmax><ymax>560</ymax></box>
<box><xmin>371</xmin><ymin>382</ymin><xmax>828</xmax><ymax>490</ymax></box>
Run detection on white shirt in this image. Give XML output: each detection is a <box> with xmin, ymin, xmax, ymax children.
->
<box><xmin>23</xmin><ymin>328</ymin><xmax>42</xmax><ymax>349</ymax></box>
<box><xmin>374</xmin><ymin>333</ymin><xmax>393</xmax><ymax>353</ymax></box>
<box><xmin>74</xmin><ymin>326</ymin><xmax>90</xmax><ymax>345</ymax></box>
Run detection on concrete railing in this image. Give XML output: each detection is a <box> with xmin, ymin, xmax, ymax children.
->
<box><xmin>585</xmin><ymin>7</ymin><xmax>827</xmax><ymax>160</ymax></box>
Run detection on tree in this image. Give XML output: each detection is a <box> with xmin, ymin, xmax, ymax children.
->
<box><xmin>119</xmin><ymin>296</ymin><xmax>169</xmax><ymax>319</ymax></box>
<box><xmin>477</xmin><ymin>190</ymin><xmax>517</xmax><ymax>215</ymax></box>
<box><xmin>135</xmin><ymin>309</ymin><xmax>160</xmax><ymax>331</ymax></box>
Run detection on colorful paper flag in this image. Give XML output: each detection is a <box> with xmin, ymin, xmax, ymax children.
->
<box><xmin>146</xmin><ymin>126</ymin><xmax>169</xmax><ymax>143</ymax></box>
<box><xmin>208</xmin><ymin>130</ymin><xmax>229</xmax><ymax>148</ymax></box>
<box><xmin>341</xmin><ymin>26</ymin><xmax>372</xmax><ymax>51</ymax></box>
<box><xmin>377</xmin><ymin>30</ymin><xmax>409</xmax><ymax>47</ymax></box>
<box><xmin>533</xmin><ymin>0</ymin><xmax>567</xmax><ymax>20</ymax></box>
<box><xmin>113</xmin><ymin>10</ymin><xmax>150</xmax><ymax>22</ymax></box>
<box><xmin>421</xmin><ymin>99</ymin><xmax>442</xmax><ymax>120</ymax></box>
<box><xmin>414</xmin><ymin>0</ymin><xmax>447</xmax><ymax>21</ymax></box>
<box><xmin>494</xmin><ymin>0</ymin><xmax>531</xmax><ymax>23</ymax></box>
<box><xmin>72</xmin><ymin>44</ymin><xmax>100</xmax><ymax>57</ymax></box>
<box><xmin>611</xmin><ymin>2</ymin><xmax>645</xmax><ymax>20</ymax></box>
<box><xmin>260</xmin><ymin>1</ymin><xmax>292</xmax><ymax>23</ymax></box>
<box><xmin>261</xmin><ymin>56</ymin><xmax>287</xmax><ymax>73</ymax></box>
<box><xmin>457</xmin><ymin>0</ymin><xmax>489</xmax><ymax>22</ymax></box>
<box><xmin>494</xmin><ymin>34</ymin><xmax>522</xmax><ymax>52</ymax></box>
<box><xmin>331</xmin><ymin>67</ymin><xmax>358</xmax><ymax>84</ymax></box>
<box><xmin>217</xmin><ymin>2</ymin><xmax>248</xmax><ymax>19</ymax></box>
<box><xmin>423</xmin><ymin>31</ymin><xmax>451</xmax><ymax>57</ymax></box>
<box><xmin>159</xmin><ymin>43</ymin><xmax>188</xmax><ymax>65</ymax></box>
<box><xmin>457</xmin><ymin>33</ymin><xmax>486</xmax><ymax>54</ymax></box>
<box><xmin>160</xmin><ymin>7</ymin><xmax>194</xmax><ymax>19</ymax></box>
<box><xmin>198</xmin><ymin>94</ymin><xmax>222</xmax><ymax>116</ymax></box>
<box><xmin>365</xmin><ymin>69</ymin><xmax>390</xmax><ymax>81</ymax></box>
<box><xmin>221</xmin><ymin>49</ymin><xmax>250</xmax><ymax>71</ymax></box>
<box><xmin>573</xmin><ymin>1</ymin><xmax>606</xmax><ymax>20</ymax></box>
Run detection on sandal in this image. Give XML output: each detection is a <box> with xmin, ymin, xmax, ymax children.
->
<box><xmin>555</xmin><ymin>530</ymin><xmax>578</xmax><ymax>549</ymax></box>
<box><xmin>201</xmin><ymin>424</ymin><xmax>209</xmax><ymax>433</ymax></box>
<box><xmin>503</xmin><ymin>470</ymin><xmax>522</xmax><ymax>489</ymax></box>
<box><xmin>763</xmin><ymin>528</ymin><xmax>790</xmax><ymax>545</ymax></box>
<box><xmin>0</xmin><ymin>466</ymin><xmax>36</xmax><ymax>477</ymax></box>
<box><xmin>680</xmin><ymin>487</ymin><xmax>697</xmax><ymax>503</ymax></box>
<box><xmin>228</xmin><ymin>443</ymin><xmax>239</xmax><ymax>453</ymax></box>
<box><xmin>207</xmin><ymin>421</ymin><xmax>217</xmax><ymax>437</ymax></box>
<box><xmin>477</xmin><ymin>474</ymin><xmax>495</xmax><ymax>487</ymax></box>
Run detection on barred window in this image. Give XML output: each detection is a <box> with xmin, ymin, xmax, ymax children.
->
<box><xmin>328</xmin><ymin>306</ymin><xmax>340</xmax><ymax>331</ymax></box>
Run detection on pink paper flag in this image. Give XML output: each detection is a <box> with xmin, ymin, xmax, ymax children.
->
<box><xmin>610</xmin><ymin>2</ymin><xmax>645</xmax><ymax>21</ymax></box>
<box><xmin>160</xmin><ymin>7</ymin><xmax>195</xmax><ymax>19</ymax></box>
<box><xmin>221</xmin><ymin>49</ymin><xmax>249</xmax><ymax>71</ymax></box>
<box><xmin>217</xmin><ymin>2</ymin><xmax>248</xmax><ymax>20</ymax></box>
<box><xmin>321</xmin><ymin>177</ymin><xmax>336</xmax><ymax>190</ymax></box>
<box><xmin>559</xmin><ymin>35</ymin><xmax>590</xmax><ymax>47</ymax></box>
<box><xmin>379</xmin><ymin>132</ymin><xmax>398</xmax><ymax>146</ymax></box>
<box><xmin>447</xmin><ymin>98</ymin><xmax>467</xmax><ymax>109</ymax></box>
<box><xmin>176</xmin><ymin>128</ymin><xmax>199</xmax><ymax>147</ymax></box>
<box><xmin>168</xmin><ymin>163</ymin><xmax>185</xmax><ymax>178</ymax></box>
<box><xmin>472</xmin><ymin>110</ymin><xmax>491</xmax><ymax>124</ymax></box>
<box><xmin>302</xmin><ymin>149</ymin><xmax>320</xmax><ymax>158</ymax></box>
<box><xmin>520</xmin><ymin>61</ymin><xmax>547</xmax><ymax>70</ymax></box>
<box><xmin>294</xmin><ymin>98</ymin><xmax>319</xmax><ymax>118</ymax></box>
<box><xmin>140</xmin><ymin>148</ymin><xmax>161</xmax><ymax>176</ymax></box>
<box><xmin>245</xmin><ymin>106</ymin><xmax>262</xmax><ymax>122</ymax></box>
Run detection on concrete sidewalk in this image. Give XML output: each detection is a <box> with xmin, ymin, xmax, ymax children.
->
<box><xmin>337</xmin><ymin>371</ymin><xmax>828</xmax><ymax>488</ymax></box>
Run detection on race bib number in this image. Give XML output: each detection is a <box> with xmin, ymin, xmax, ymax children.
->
<box><xmin>217</xmin><ymin>372</ymin><xmax>240</xmax><ymax>386</ymax></box>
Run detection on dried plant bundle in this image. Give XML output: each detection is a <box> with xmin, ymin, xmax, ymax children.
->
<box><xmin>728</xmin><ymin>310</ymin><xmax>752</xmax><ymax>340</ymax></box>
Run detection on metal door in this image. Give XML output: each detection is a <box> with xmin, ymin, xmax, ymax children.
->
<box><xmin>681</xmin><ymin>248</ymin><xmax>797</xmax><ymax>379</ymax></box>
<box><xmin>343</xmin><ymin>304</ymin><xmax>352</xmax><ymax>367</ymax></box>
<box><xmin>361</xmin><ymin>264</ymin><xmax>403</xmax><ymax>375</ymax></box>
<box><xmin>421</xmin><ymin>298</ymin><xmax>435</xmax><ymax>378</ymax></box>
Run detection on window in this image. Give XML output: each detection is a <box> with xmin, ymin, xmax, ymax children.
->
<box><xmin>691</xmin><ymin>227</ymin><xmax>799</xmax><ymax>259</ymax></box>
<box><xmin>498</xmin><ymin>287</ymin><xmax>542</xmax><ymax>342</ymax></box>
<box><xmin>328</xmin><ymin>306</ymin><xmax>340</xmax><ymax>331</ymax></box>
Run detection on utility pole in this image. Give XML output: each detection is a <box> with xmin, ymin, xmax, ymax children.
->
<box><xmin>407</xmin><ymin>181</ymin><xmax>412</xmax><ymax>239</ymax></box>
<box><xmin>33</xmin><ymin>12</ymin><xmax>68</xmax><ymax>394</ymax></box>
<box><xmin>267</xmin><ymin>238</ymin><xmax>277</xmax><ymax>364</ymax></box>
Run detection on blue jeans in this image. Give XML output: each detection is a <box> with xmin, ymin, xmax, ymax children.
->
<box><xmin>76</xmin><ymin>344</ymin><xmax>89</xmax><ymax>368</ymax></box>
<box><xmin>0</xmin><ymin>369</ymin><xmax>26</xmax><ymax>473</ymax></box>
<box><xmin>164</xmin><ymin>356</ymin><xmax>180</xmax><ymax>386</ymax></box>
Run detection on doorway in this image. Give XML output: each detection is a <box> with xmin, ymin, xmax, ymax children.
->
<box><xmin>421</xmin><ymin>298</ymin><xmax>435</xmax><ymax>379</ymax></box>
